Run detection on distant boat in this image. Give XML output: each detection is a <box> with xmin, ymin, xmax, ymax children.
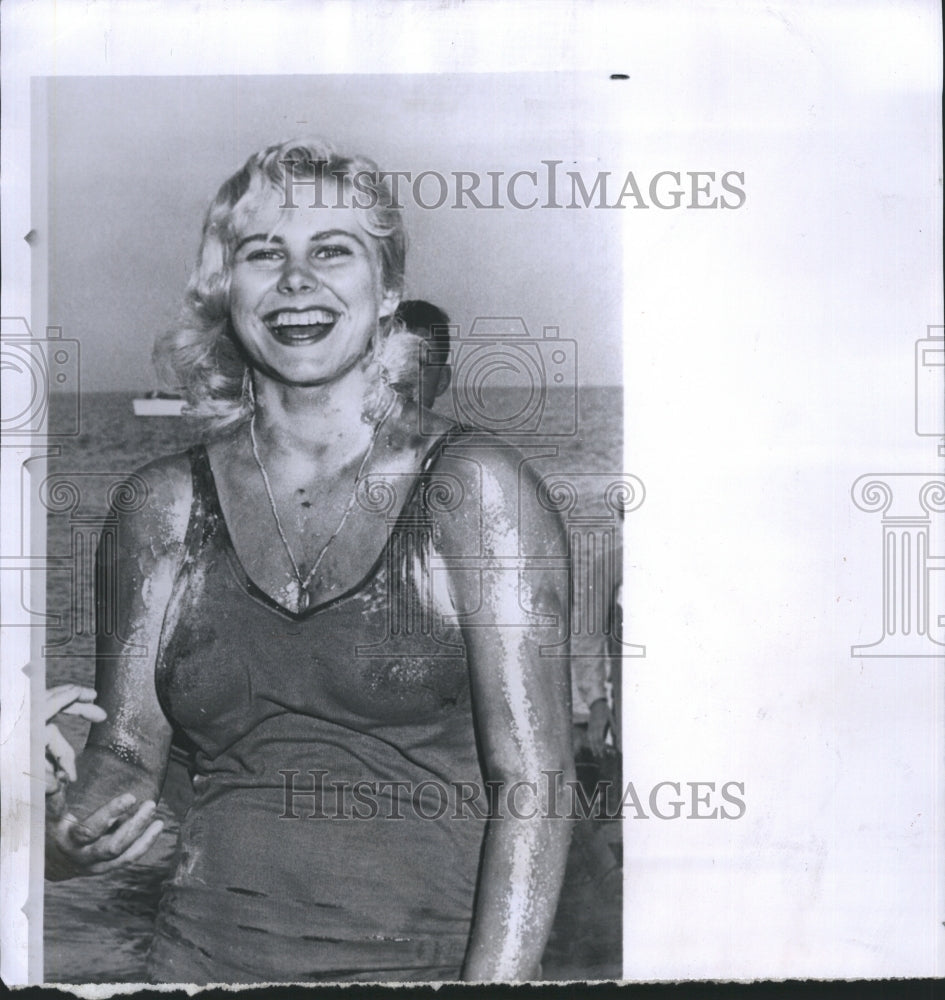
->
<box><xmin>132</xmin><ymin>391</ymin><xmax>185</xmax><ymax>417</ymax></box>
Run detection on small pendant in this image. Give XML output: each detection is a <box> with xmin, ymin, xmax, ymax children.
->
<box><xmin>297</xmin><ymin>585</ymin><xmax>310</xmax><ymax>612</ymax></box>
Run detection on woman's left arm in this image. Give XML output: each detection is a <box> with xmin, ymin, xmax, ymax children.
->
<box><xmin>435</xmin><ymin>442</ymin><xmax>575</xmax><ymax>981</ymax></box>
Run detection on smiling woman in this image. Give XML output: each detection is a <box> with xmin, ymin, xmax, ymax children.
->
<box><xmin>154</xmin><ymin>142</ymin><xmax>407</xmax><ymax>429</ymax></box>
<box><xmin>45</xmin><ymin>139</ymin><xmax>575</xmax><ymax>985</ymax></box>
<box><xmin>227</xmin><ymin>200</ymin><xmax>400</xmax><ymax>389</ymax></box>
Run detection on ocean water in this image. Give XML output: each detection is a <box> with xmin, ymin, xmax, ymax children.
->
<box><xmin>43</xmin><ymin>387</ymin><xmax>623</xmax><ymax>983</ymax></box>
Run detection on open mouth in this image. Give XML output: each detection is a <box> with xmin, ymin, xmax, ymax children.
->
<box><xmin>264</xmin><ymin>308</ymin><xmax>339</xmax><ymax>345</ymax></box>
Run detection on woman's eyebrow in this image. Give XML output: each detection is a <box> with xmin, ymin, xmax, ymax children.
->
<box><xmin>234</xmin><ymin>229</ymin><xmax>365</xmax><ymax>252</ymax></box>
<box><xmin>310</xmin><ymin>228</ymin><xmax>367</xmax><ymax>247</ymax></box>
<box><xmin>235</xmin><ymin>233</ymin><xmax>284</xmax><ymax>252</ymax></box>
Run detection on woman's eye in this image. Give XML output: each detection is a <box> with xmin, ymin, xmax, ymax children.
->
<box><xmin>245</xmin><ymin>248</ymin><xmax>283</xmax><ymax>262</ymax></box>
<box><xmin>314</xmin><ymin>244</ymin><xmax>352</xmax><ymax>260</ymax></box>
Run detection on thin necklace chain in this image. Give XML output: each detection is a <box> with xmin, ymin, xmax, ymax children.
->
<box><xmin>248</xmin><ymin>399</ymin><xmax>393</xmax><ymax>610</ymax></box>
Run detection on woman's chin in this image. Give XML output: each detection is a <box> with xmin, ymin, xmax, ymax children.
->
<box><xmin>252</xmin><ymin>357</ymin><xmax>368</xmax><ymax>392</ymax></box>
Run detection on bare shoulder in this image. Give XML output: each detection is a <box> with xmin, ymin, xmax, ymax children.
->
<box><xmin>115</xmin><ymin>449</ymin><xmax>195</xmax><ymax>561</ymax></box>
<box><xmin>424</xmin><ymin>428</ymin><xmax>566</xmax><ymax>556</ymax></box>
<box><xmin>425</xmin><ymin>427</ymin><xmax>532</xmax><ymax>497</ymax></box>
<box><xmin>134</xmin><ymin>449</ymin><xmax>193</xmax><ymax>498</ymax></box>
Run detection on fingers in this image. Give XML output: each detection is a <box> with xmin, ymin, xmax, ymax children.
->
<box><xmin>46</xmin><ymin>780</ymin><xmax>67</xmax><ymax>819</ymax></box>
<box><xmin>48</xmin><ymin>802</ymin><xmax>164</xmax><ymax>878</ymax></box>
<box><xmin>45</xmin><ymin>723</ymin><xmax>78</xmax><ymax>783</ymax></box>
<box><xmin>72</xmin><ymin>798</ymin><xmax>157</xmax><ymax>859</ymax></box>
<box><xmin>92</xmin><ymin>799</ymin><xmax>159</xmax><ymax>860</ymax></box>
<box><xmin>46</xmin><ymin>760</ymin><xmax>62</xmax><ymax>795</ymax></box>
<box><xmin>61</xmin><ymin>702</ymin><xmax>108</xmax><ymax>724</ymax></box>
<box><xmin>87</xmin><ymin>818</ymin><xmax>165</xmax><ymax>875</ymax></box>
<box><xmin>69</xmin><ymin>792</ymin><xmax>138</xmax><ymax>845</ymax></box>
<box><xmin>45</xmin><ymin>684</ymin><xmax>98</xmax><ymax>722</ymax></box>
<box><xmin>70</xmin><ymin>799</ymin><xmax>161</xmax><ymax>864</ymax></box>
<box><xmin>44</xmin><ymin>686</ymin><xmax>105</xmax><ymax>794</ymax></box>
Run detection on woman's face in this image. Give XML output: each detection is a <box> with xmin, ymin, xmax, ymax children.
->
<box><xmin>228</xmin><ymin>182</ymin><xmax>399</xmax><ymax>387</ymax></box>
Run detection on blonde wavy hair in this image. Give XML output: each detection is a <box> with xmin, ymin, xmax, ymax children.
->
<box><xmin>153</xmin><ymin>138</ymin><xmax>410</xmax><ymax>430</ymax></box>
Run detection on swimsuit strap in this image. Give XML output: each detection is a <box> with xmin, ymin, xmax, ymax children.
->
<box><xmin>187</xmin><ymin>442</ymin><xmax>222</xmax><ymax>519</ymax></box>
<box><xmin>418</xmin><ymin>422</ymin><xmax>498</xmax><ymax>474</ymax></box>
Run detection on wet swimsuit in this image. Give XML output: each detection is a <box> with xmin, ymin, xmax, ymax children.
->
<box><xmin>148</xmin><ymin>435</ymin><xmax>486</xmax><ymax>983</ymax></box>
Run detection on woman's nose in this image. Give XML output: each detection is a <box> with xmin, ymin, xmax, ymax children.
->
<box><xmin>277</xmin><ymin>259</ymin><xmax>320</xmax><ymax>295</ymax></box>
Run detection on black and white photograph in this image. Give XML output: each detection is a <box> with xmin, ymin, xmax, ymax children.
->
<box><xmin>24</xmin><ymin>68</ymin><xmax>627</xmax><ymax>987</ymax></box>
<box><xmin>1</xmin><ymin>0</ymin><xmax>942</xmax><ymax>988</ymax></box>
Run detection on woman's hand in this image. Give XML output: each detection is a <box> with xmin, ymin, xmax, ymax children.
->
<box><xmin>46</xmin><ymin>729</ymin><xmax>168</xmax><ymax>881</ymax></box>
<box><xmin>44</xmin><ymin>683</ymin><xmax>164</xmax><ymax>880</ymax></box>
<box><xmin>45</xmin><ymin>684</ymin><xmax>107</xmax><ymax>794</ymax></box>
<box><xmin>46</xmin><ymin>792</ymin><xmax>164</xmax><ymax>881</ymax></box>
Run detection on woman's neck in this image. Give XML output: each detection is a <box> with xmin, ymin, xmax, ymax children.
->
<box><xmin>249</xmin><ymin>366</ymin><xmax>386</xmax><ymax>467</ymax></box>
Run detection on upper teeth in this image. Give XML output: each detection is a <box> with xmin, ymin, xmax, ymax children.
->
<box><xmin>271</xmin><ymin>309</ymin><xmax>335</xmax><ymax>327</ymax></box>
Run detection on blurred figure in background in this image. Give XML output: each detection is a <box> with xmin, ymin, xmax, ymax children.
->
<box><xmin>394</xmin><ymin>300</ymin><xmax>452</xmax><ymax>409</ymax></box>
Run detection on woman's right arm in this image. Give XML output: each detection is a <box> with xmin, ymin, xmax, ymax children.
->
<box><xmin>46</xmin><ymin>455</ymin><xmax>191</xmax><ymax>880</ymax></box>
